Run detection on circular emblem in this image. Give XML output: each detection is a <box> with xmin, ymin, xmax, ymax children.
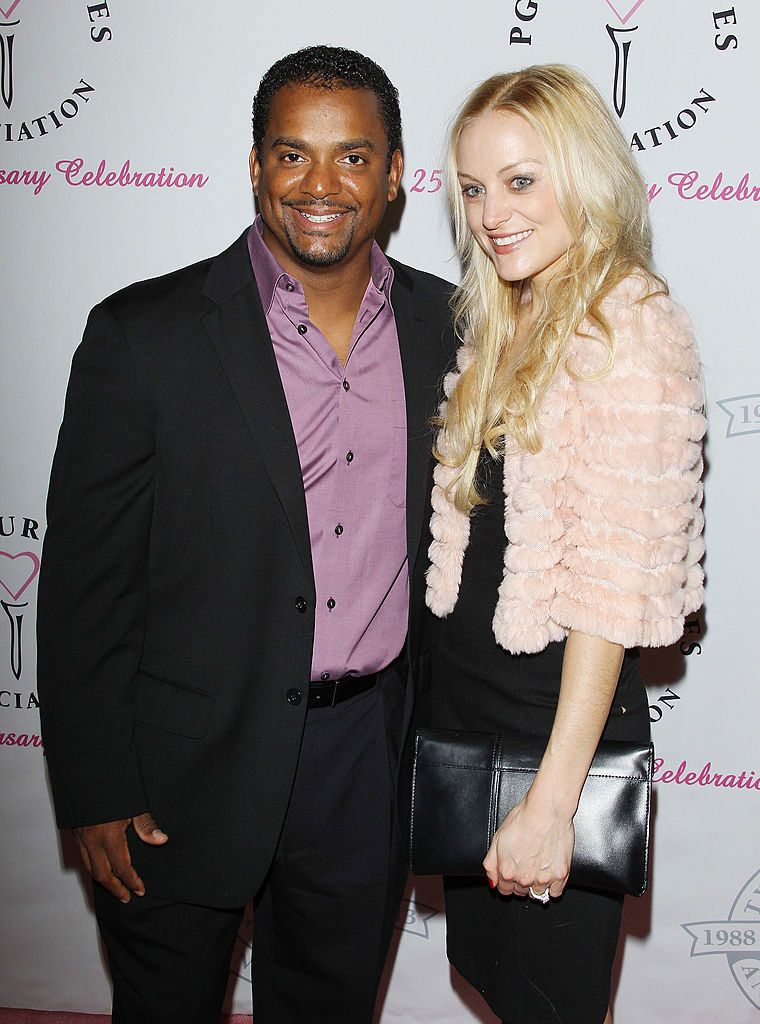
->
<box><xmin>0</xmin><ymin>2</ymin><xmax>114</xmax><ymax>144</ymax></box>
<box><xmin>683</xmin><ymin>867</ymin><xmax>760</xmax><ymax>1011</ymax></box>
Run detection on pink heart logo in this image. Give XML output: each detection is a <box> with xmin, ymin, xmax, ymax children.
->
<box><xmin>0</xmin><ymin>551</ymin><xmax>40</xmax><ymax>601</ymax></box>
<box><xmin>604</xmin><ymin>0</ymin><xmax>647</xmax><ymax>24</ymax></box>
<box><xmin>0</xmin><ymin>1</ymin><xmax>23</xmax><ymax>19</ymax></box>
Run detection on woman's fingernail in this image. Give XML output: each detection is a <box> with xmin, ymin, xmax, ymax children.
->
<box><xmin>487</xmin><ymin>878</ymin><xmax>496</xmax><ymax>889</ymax></box>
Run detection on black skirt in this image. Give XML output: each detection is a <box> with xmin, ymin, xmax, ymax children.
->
<box><xmin>420</xmin><ymin>450</ymin><xmax>651</xmax><ymax>1024</ymax></box>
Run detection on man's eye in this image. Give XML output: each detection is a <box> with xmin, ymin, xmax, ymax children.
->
<box><xmin>282</xmin><ymin>153</ymin><xmax>304</xmax><ymax>163</ymax></box>
<box><xmin>342</xmin><ymin>154</ymin><xmax>366</xmax><ymax>166</ymax></box>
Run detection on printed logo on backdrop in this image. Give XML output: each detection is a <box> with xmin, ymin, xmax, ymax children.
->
<box><xmin>395</xmin><ymin>898</ymin><xmax>440</xmax><ymax>939</ymax></box>
<box><xmin>717</xmin><ymin>395</ymin><xmax>760</xmax><ymax>438</ymax></box>
<box><xmin>507</xmin><ymin>3</ymin><xmax>741</xmax><ymax>152</ymax></box>
<box><xmin>646</xmin><ymin>612</ymin><xmax>703</xmax><ymax>724</ymax></box>
<box><xmin>229</xmin><ymin>903</ymin><xmax>254</xmax><ymax>982</ymax></box>
<box><xmin>607</xmin><ymin>3</ymin><xmax>749</xmax><ymax>204</ymax></box>
<box><xmin>508</xmin><ymin>0</ymin><xmax>540</xmax><ymax>47</ymax></box>
<box><xmin>604</xmin><ymin>2</ymin><xmax>739</xmax><ymax>153</ymax></box>
<box><xmin>0</xmin><ymin>2</ymin><xmax>113</xmax><ymax>142</ymax></box>
<box><xmin>604</xmin><ymin>0</ymin><xmax>647</xmax><ymax>117</ymax></box>
<box><xmin>0</xmin><ymin>514</ymin><xmax>40</xmax><ymax>682</ymax></box>
<box><xmin>0</xmin><ymin>514</ymin><xmax>42</xmax><ymax>750</ymax></box>
<box><xmin>0</xmin><ymin>3</ymin><xmax>210</xmax><ymax>196</ymax></box>
<box><xmin>0</xmin><ymin>0</ymin><xmax>21</xmax><ymax>109</ymax></box>
<box><xmin>653</xmin><ymin>755</ymin><xmax>760</xmax><ymax>793</ymax></box>
<box><xmin>683</xmin><ymin>868</ymin><xmax>760</xmax><ymax>1011</ymax></box>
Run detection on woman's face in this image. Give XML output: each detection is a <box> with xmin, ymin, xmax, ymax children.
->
<box><xmin>456</xmin><ymin>110</ymin><xmax>573</xmax><ymax>295</ymax></box>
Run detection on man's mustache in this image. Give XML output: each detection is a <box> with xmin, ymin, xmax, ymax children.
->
<box><xmin>281</xmin><ymin>199</ymin><xmax>357</xmax><ymax>212</ymax></box>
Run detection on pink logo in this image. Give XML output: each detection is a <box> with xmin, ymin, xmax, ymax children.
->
<box><xmin>0</xmin><ymin>551</ymin><xmax>40</xmax><ymax>600</ymax></box>
<box><xmin>604</xmin><ymin>0</ymin><xmax>647</xmax><ymax>24</ymax></box>
<box><xmin>0</xmin><ymin>1</ymin><xmax>23</xmax><ymax>20</ymax></box>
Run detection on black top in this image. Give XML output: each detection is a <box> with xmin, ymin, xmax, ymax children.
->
<box><xmin>422</xmin><ymin>448</ymin><xmax>651</xmax><ymax>1024</ymax></box>
<box><xmin>429</xmin><ymin>448</ymin><xmax>565</xmax><ymax>738</ymax></box>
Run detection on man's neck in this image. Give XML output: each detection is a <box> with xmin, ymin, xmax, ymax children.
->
<box><xmin>299</xmin><ymin>257</ymin><xmax>372</xmax><ymax>314</ymax></box>
<box><xmin>264</xmin><ymin>234</ymin><xmax>379</xmax><ymax>365</ymax></box>
<box><xmin>272</xmin><ymin>239</ymin><xmax>375</xmax><ymax>314</ymax></box>
<box><xmin>304</xmin><ymin>265</ymin><xmax>371</xmax><ymax>366</ymax></box>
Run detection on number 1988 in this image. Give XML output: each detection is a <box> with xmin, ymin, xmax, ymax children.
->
<box><xmin>703</xmin><ymin>928</ymin><xmax>756</xmax><ymax>947</ymax></box>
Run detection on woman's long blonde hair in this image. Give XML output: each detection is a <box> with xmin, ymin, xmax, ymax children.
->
<box><xmin>439</xmin><ymin>64</ymin><xmax>664</xmax><ymax>512</ymax></box>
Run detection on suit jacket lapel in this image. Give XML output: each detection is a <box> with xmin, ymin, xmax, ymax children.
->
<box><xmin>201</xmin><ymin>234</ymin><xmax>313</xmax><ymax>580</ymax></box>
<box><xmin>392</xmin><ymin>266</ymin><xmax>441</xmax><ymax>570</ymax></box>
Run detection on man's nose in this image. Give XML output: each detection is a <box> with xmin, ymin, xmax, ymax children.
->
<box><xmin>300</xmin><ymin>159</ymin><xmax>340</xmax><ymax>199</ymax></box>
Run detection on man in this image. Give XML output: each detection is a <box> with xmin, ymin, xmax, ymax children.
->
<box><xmin>37</xmin><ymin>45</ymin><xmax>455</xmax><ymax>1024</ymax></box>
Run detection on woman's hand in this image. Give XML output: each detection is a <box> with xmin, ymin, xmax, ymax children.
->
<box><xmin>482</xmin><ymin>631</ymin><xmax>624</xmax><ymax>900</ymax></box>
<box><xmin>483</xmin><ymin>793</ymin><xmax>575</xmax><ymax>900</ymax></box>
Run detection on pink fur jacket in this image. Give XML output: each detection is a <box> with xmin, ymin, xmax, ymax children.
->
<box><xmin>426</xmin><ymin>276</ymin><xmax>706</xmax><ymax>654</ymax></box>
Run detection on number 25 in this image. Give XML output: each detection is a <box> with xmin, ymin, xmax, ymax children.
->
<box><xmin>410</xmin><ymin>168</ymin><xmax>443</xmax><ymax>194</ymax></box>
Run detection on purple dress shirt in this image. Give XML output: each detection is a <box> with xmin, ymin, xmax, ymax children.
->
<box><xmin>247</xmin><ymin>218</ymin><xmax>408</xmax><ymax>681</ymax></box>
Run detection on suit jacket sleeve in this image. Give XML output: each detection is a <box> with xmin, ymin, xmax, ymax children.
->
<box><xmin>37</xmin><ymin>302</ymin><xmax>154</xmax><ymax>828</ymax></box>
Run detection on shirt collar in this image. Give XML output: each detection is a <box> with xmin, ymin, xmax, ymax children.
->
<box><xmin>368</xmin><ymin>238</ymin><xmax>394</xmax><ymax>296</ymax></box>
<box><xmin>247</xmin><ymin>215</ymin><xmax>393</xmax><ymax>312</ymax></box>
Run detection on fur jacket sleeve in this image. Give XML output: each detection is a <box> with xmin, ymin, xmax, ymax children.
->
<box><xmin>426</xmin><ymin>276</ymin><xmax>706</xmax><ymax>654</ymax></box>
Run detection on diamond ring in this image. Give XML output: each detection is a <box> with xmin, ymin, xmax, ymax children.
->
<box><xmin>528</xmin><ymin>885</ymin><xmax>551</xmax><ymax>904</ymax></box>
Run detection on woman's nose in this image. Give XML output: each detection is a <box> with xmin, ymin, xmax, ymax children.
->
<box><xmin>481</xmin><ymin>194</ymin><xmax>514</xmax><ymax>231</ymax></box>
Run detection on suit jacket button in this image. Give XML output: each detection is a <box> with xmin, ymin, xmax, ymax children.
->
<box><xmin>286</xmin><ymin>688</ymin><xmax>302</xmax><ymax>705</ymax></box>
<box><xmin>295</xmin><ymin>596</ymin><xmax>308</xmax><ymax>613</ymax></box>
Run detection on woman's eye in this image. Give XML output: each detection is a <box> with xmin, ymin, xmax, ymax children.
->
<box><xmin>511</xmin><ymin>176</ymin><xmax>534</xmax><ymax>191</ymax></box>
<box><xmin>462</xmin><ymin>185</ymin><xmax>483</xmax><ymax>199</ymax></box>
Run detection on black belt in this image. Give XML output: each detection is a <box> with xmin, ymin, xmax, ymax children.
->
<box><xmin>307</xmin><ymin>672</ymin><xmax>379</xmax><ymax>709</ymax></box>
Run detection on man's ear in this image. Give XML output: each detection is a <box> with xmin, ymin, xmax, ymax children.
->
<box><xmin>387</xmin><ymin>149</ymin><xmax>403</xmax><ymax>202</ymax></box>
<box><xmin>249</xmin><ymin>146</ymin><xmax>260</xmax><ymax>197</ymax></box>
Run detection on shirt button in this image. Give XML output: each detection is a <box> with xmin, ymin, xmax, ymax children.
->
<box><xmin>297</xmin><ymin>324</ymin><xmax>308</xmax><ymax>335</ymax></box>
<box><xmin>295</xmin><ymin>596</ymin><xmax>308</xmax><ymax>613</ymax></box>
<box><xmin>286</xmin><ymin>688</ymin><xmax>302</xmax><ymax>705</ymax></box>
<box><xmin>327</xmin><ymin>598</ymin><xmax>336</xmax><ymax>610</ymax></box>
<box><xmin>320</xmin><ymin>671</ymin><xmax>331</xmax><ymax>681</ymax></box>
<box><xmin>345</xmin><ymin>451</ymin><xmax>354</xmax><ymax>463</ymax></box>
<box><xmin>342</xmin><ymin>380</ymin><xmax>350</xmax><ymax>391</ymax></box>
<box><xmin>284</xmin><ymin>281</ymin><xmax>295</xmax><ymax>292</ymax></box>
<box><xmin>334</xmin><ymin>524</ymin><xmax>343</xmax><ymax>536</ymax></box>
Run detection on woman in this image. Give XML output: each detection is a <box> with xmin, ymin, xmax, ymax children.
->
<box><xmin>422</xmin><ymin>66</ymin><xmax>705</xmax><ymax>1023</ymax></box>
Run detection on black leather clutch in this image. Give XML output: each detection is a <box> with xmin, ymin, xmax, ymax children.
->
<box><xmin>409</xmin><ymin>728</ymin><xmax>653</xmax><ymax>895</ymax></box>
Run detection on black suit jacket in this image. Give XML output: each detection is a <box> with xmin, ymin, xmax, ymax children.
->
<box><xmin>37</xmin><ymin>231</ymin><xmax>455</xmax><ymax>907</ymax></box>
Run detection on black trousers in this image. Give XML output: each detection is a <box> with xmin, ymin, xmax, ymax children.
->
<box><xmin>94</xmin><ymin>670</ymin><xmax>407</xmax><ymax>1024</ymax></box>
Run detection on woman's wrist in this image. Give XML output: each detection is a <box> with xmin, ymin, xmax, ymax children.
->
<box><xmin>525</xmin><ymin>769</ymin><xmax>583</xmax><ymax>821</ymax></box>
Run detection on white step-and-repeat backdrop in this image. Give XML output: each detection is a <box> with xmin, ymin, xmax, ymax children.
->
<box><xmin>2</xmin><ymin>2</ymin><xmax>758</xmax><ymax>1021</ymax></box>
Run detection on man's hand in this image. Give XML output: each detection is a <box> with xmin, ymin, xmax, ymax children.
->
<box><xmin>74</xmin><ymin>812</ymin><xmax>168</xmax><ymax>903</ymax></box>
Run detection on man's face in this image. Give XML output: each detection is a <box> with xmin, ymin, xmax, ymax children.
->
<box><xmin>250</xmin><ymin>84</ymin><xmax>402</xmax><ymax>272</ymax></box>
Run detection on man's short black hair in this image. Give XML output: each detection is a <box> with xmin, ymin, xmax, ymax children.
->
<box><xmin>252</xmin><ymin>45</ymin><xmax>402</xmax><ymax>170</ymax></box>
